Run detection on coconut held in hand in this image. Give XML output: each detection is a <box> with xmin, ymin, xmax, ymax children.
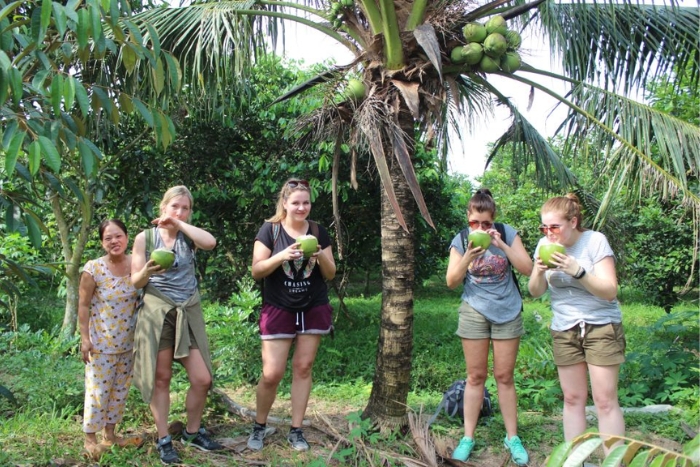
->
<box><xmin>539</xmin><ymin>243</ymin><xmax>566</xmax><ymax>268</ymax></box>
<box><xmin>150</xmin><ymin>248</ymin><xmax>176</xmax><ymax>270</ymax></box>
<box><xmin>296</xmin><ymin>235</ymin><xmax>318</xmax><ymax>259</ymax></box>
<box><xmin>468</xmin><ymin>231</ymin><xmax>491</xmax><ymax>250</ymax></box>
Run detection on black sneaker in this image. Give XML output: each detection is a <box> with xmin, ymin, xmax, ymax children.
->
<box><xmin>181</xmin><ymin>427</ymin><xmax>223</xmax><ymax>452</ymax></box>
<box><xmin>287</xmin><ymin>427</ymin><xmax>310</xmax><ymax>451</ymax></box>
<box><xmin>157</xmin><ymin>435</ymin><xmax>181</xmax><ymax>465</ymax></box>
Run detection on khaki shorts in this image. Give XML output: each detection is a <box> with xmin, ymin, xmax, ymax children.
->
<box><xmin>158</xmin><ymin>309</ymin><xmax>199</xmax><ymax>351</ymax></box>
<box><xmin>456</xmin><ymin>301</ymin><xmax>525</xmax><ymax>340</ymax></box>
<box><xmin>551</xmin><ymin>323</ymin><xmax>626</xmax><ymax>366</ymax></box>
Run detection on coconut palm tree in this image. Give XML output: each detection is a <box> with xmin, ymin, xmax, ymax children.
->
<box><xmin>130</xmin><ymin>0</ymin><xmax>699</xmax><ymax>428</ymax></box>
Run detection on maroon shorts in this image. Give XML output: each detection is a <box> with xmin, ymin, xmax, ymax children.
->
<box><xmin>259</xmin><ymin>303</ymin><xmax>333</xmax><ymax>340</ymax></box>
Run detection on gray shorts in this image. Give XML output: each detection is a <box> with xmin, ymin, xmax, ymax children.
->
<box><xmin>456</xmin><ymin>301</ymin><xmax>525</xmax><ymax>340</ymax></box>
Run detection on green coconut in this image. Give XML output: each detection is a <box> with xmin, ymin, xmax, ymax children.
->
<box><xmin>462</xmin><ymin>22</ymin><xmax>488</xmax><ymax>44</ymax></box>
<box><xmin>539</xmin><ymin>243</ymin><xmax>566</xmax><ymax>268</ymax></box>
<box><xmin>479</xmin><ymin>55</ymin><xmax>500</xmax><ymax>73</ymax></box>
<box><xmin>462</xmin><ymin>42</ymin><xmax>484</xmax><ymax>65</ymax></box>
<box><xmin>483</xmin><ymin>33</ymin><xmax>508</xmax><ymax>58</ymax></box>
<box><xmin>468</xmin><ymin>231</ymin><xmax>492</xmax><ymax>249</ymax></box>
<box><xmin>485</xmin><ymin>15</ymin><xmax>508</xmax><ymax>35</ymax></box>
<box><xmin>451</xmin><ymin>46</ymin><xmax>468</xmax><ymax>64</ymax></box>
<box><xmin>505</xmin><ymin>30</ymin><xmax>522</xmax><ymax>50</ymax></box>
<box><xmin>296</xmin><ymin>235</ymin><xmax>318</xmax><ymax>259</ymax></box>
<box><xmin>151</xmin><ymin>248</ymin><xmax>175</xmax><ymax>270</ymax></box>
<box><xmin>500</xmin><ymin>51</ymin><xmax>522</xmax><ymax>73</ymax></box>
<box><xmin>345</xmin><ymin>78</ymin><xmax>366</xmax><ymax>100</ymax></box>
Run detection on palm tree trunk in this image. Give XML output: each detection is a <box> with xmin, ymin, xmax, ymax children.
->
<box><xmin>363</xmin><ymin>128</ymin><xmax>416</xmax><ymax>430</ymax></box>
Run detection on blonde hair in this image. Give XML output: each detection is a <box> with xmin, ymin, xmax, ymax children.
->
<box><xmin>159</xmin><ymin>185</ymin><xmax>194</xmax><ymax>221</ymax></box>
<box><xmin>541</xmin><ymin>193</ymin><xmax>585</xmax><ymax>231</ymax></box>
<box><xmin>266</xmin><ymin>179</ymin><xmax>311</xmax><ymax>223</ymax></box>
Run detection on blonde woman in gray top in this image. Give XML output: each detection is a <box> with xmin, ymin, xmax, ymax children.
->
<box><xmin>131</xmin><ymin>185</ymin><xmax>222</xmax><ymax>465</ymax></box>
<box><xmin>528</xmin><ymin>193</ymin><xmax>625</xmax><ymax>455</ymax></box>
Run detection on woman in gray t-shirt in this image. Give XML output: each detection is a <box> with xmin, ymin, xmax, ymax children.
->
<box><xmin>528</xmin><ymin>193</ymin><xmax>625</xmax><ymax>456</ymax></box>
<box><xmin>445</xmin><ymin>188</ymin><xmax>533</xmax><ymax>465</ymax></box>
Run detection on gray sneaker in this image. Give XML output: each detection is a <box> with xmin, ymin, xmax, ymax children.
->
<box><xmin>287</xmin><ymin>428</ymin><xmax>310</xmax><ymax>451</ymax></box>
<box><xmin>247</xmin><ymin>424</ymin><xmax>276</xmax><ymax>451</ymax></box>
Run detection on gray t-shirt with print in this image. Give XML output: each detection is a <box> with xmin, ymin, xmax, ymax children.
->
<box><xmin>148</xmin><ymin>228</ymin><xmax>198</xmax><ymax>304</ymax></box>
<box><xmin>449</xmin><ymin>223</ymin><xmax>522</xmax><ymax>324</ymax></box>
<box><xmin>534</xmin><ymin>230</ymin><xmax>622</xmax><ymax>331</ymax></box>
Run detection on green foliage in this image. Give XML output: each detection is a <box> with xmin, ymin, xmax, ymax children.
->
<box><xmin>546</xmin><ymin>432</ymin><xmax>700</xmax><ymax>467</ymax></box>
<box><xmin>619</xmin><ymin>196</ymin><xmax>698</xmax><ymax>314</ymax></box>
<box><xmin>620</xmin><ymin>310</ymin><xmax>699</xmax><ymax>409</ymax></box>
<box><xmin>207</xmin><ymin>276</ymin><xmax>262</xmax><ymax>385</ymax></box>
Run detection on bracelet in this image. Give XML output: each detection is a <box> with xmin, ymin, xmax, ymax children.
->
<box><xmin>573</xmin><ymin>267</ymin><xmax>586</xmax><ymax>279</ymax></box>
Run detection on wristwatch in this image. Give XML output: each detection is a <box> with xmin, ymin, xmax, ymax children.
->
<box><xmin>573</xmin><ymin>267</ymin><xmax>586</xmax><ymax>279</ymax></box>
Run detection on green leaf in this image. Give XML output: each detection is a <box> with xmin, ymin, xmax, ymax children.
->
<box><xmin>28</xmin><ymin>140</ymin><xmax>41</xmax><ymax>175</ymax></box>
<box><xmin>152</xmin><ymin>57</ymin><xmax>164</xmax><ymax>95</ymax></box>
<box><xmin>4</xmin><ymin>130</ymin><xmax>24</xmax><ymax>177</ymax></box>
<box><xmin>92</xmin><ymin>86</ymin><xmax>115</xmax><ymax>119</ymax></box>
<box><xmin>5</xmin><ymin>204</ymin><xmax>19</xmax><ymax>232</ymax></box>
<box><xmin>8</xmin><ymin>66</ymin><xmax>22</xmax><ymax>106</ymax></box>
<box><xmin>0</xmin><ymin>50</ymin><xmax>11</xmax><ymax>71</ymax></box>
<box><xmin>79</xmin><ymin>139</ymin><xmax>95</xmax><ymax>175</ymax></box>
<box><xmin>41</xmin><ymin>0</ymin><xmax>52</xmax><ymax>29</ymax></box>
<box><xmin>158</xmin><ymin>111</ymin><xmax>171</xmax><ymax>148</ymax></box>
<box><xmin>601</xmin><ymin>444</ymin><xmax>630</xmax><ymax>467</ymax></box>
<box><xmin>2</xmin><ymin>119</ymin><xmax>17</xmax><ymax>148</ymax></box>
<box><xmin>52</xmin><ymin>2</ymin><xmax>67</xmax><ymax>37</ymax></box>
<box><xmin>546</xmin><ymin>442</ymin><xmax>573</xmax><ymax>467</ymax></box>
<box><xmin>162</xmin><ymin>51</ymin><xmax>181</xmax><ymax>90</ymax></box>
<box><xmin>121</xmin><ymin>41</ymin><xmax>137</xmax><ymax>73</ymax></box>
<box><xmin>118</xmin><ymin>92</ymin><xmax>133</xmax><ymax>113</ymax></box>
<box><xmin>0</xmin><ymin>67</ymin><xmax>7</xmax><ymax>105</ymax></box>
<box><xmin>63</xmin><ymin>73</ymin><xmax>75</xmax><ymax>110</ymax></box>
<box><xmin>64</xmin><ymin>176</ymin><xmax>85</xmax><ymax>202</ymax></box>
<box><xmin>24</xmin><ymin>212</ymin><xmax>43</xmax><ymax>248</ymax></box>
<box><xmin>38</xmin><ymin>135</ymin><xmax>61</xmax><ymax>172</ymax></box>
<box><xmin>0</xmin><ymin>1</ymin><xmax>22</xmax><ymax>23</ymax></box>
<box><xmin>77</xmin><ymin>8</ymin><xmax>88</xmax><ymax>50</ymax></box>
<box><xmin>51</xmin><ymin>74</ymin><xmax>63</xmax><ymax>116</ymax></box>
<box><xmin>73</xmin><ymin>78</ymin><xmax>89</xmax><ymax>117</ymax></box>
<box><xmin>145</xmin><ymin>21</ymin><xmax>160</xmax><ymax>58</ymax></box>
<box><xmin>89</xmin><ymin>3</ymin><xmax>102</xmax><ymax>41</ymax></box>
<box><xmin>109</xmin><ymin>0</ymin><xmax>120</xmax><ymax>26</ymax></box>
<box><xmin>132</xmin><ymin>98</ymin><xmax>153</xmax><ymax>126</ymax></box>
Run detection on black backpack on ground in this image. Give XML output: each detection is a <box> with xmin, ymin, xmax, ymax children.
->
<box><xmin>426</xmin><ymin>380</ymin><xmax>493</xmax><ymax>426</ymax></box>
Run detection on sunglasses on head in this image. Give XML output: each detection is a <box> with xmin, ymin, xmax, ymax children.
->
<box><xmin>468</xmin><ymin>220</ymin><xmax>493</xmax><ymax>229</ymax></box>
<box><xmin>539</xmin><ymin>224</ymin><xmax>562</xmax><ymax>234</ymax></box>
<box><xmin>287</xmin><ymin>180</ymin><xmax>310</xmax><ymax>189</ymax></box>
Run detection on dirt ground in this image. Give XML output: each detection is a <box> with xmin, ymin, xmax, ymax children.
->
<box><xmin>205</xmin><ymin>387</ymin><xmax>687</xmax><ymax>467</ymax></box>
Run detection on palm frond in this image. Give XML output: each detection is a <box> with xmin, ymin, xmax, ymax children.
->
<box><xmin>476</xmin><ymin>76</ymin><xmax>578</xmax><ymax>190</ymax></box>
<box><xmin>538</xmin><ymin>2</ymin><xmax>699</xmax><ymax>94</ymax></box>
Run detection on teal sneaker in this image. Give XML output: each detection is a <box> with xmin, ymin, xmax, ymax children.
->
<box><xmin>452</xmin><ymin>436</ymin><xmax>475</xmax><ymax>462</ymax></box>
<box><xmin>504</xmin><ymin>435</ymin><xmax>529</xmax><ymax>466</ymax></box>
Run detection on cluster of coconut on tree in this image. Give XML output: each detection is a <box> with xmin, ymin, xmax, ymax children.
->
<box><xmin>328</xmin><ymin>0</ymin><xmax>354</xmax><ymax>28</ymax></box>
<box><xmin>451</xmin><ymin>15</ymin><xmax>523</xmax><ymax>74</ymax></box>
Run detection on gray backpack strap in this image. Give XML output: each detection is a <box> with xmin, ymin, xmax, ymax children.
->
<box><xmin>309</xmin><ymin>220</ymin><xmax>319</xmax><ymax>239</ymax></box>
<box><xmin>272</xmin><ymin>222</ymin><xmax>281</xmax><ymax>248</ymax></box>
<box><xmin>145</xmin><ymin>227</ymin><xmax>155</xmax><ymax>258</ymax></box>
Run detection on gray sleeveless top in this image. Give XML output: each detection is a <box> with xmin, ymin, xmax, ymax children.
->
<box><xmin>147</xmin><ymin>228</ymin><xmax>197</xmax><ymax>303</ymax></box>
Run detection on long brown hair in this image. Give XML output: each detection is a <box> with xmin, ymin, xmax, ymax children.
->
<box><xmin>266</xmin><ymin>179</ymin><xmax>311</xmax><ymax>223</ymax></box>
<box><xmin>541</xmin><ymin>193</ymin><xmax>585</xmax><ymax>231</ymax></box>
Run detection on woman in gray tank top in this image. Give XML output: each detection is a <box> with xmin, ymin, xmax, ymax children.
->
<box><xmin>130</xmin><ymin>185</ymin><xmax>223</xmax><ymax>465</ymax></box>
